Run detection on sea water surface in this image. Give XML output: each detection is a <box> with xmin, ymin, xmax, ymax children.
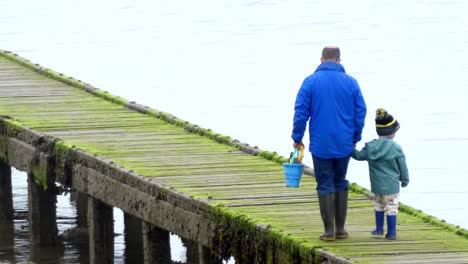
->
<box><xmin>1</xmin><ymin>0</ymin><xmax>468</xmax><ymax>262</ymax></box>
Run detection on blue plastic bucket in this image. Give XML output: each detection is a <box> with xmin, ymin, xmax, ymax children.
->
<box><xmin>282</xmin><ymin>163</ymin><xmax>304</xmax><ymax>188</ymax></box>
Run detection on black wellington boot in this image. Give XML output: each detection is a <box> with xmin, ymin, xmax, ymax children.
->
<box><xmin>335</xmin><ymin>190</ymin><xmax>349</xmax><ymax>239</ymax></box>
<box><xmin>318</xmin><ymin>193</ymin><xmax>335</xmax><ymax>241</ymax></box>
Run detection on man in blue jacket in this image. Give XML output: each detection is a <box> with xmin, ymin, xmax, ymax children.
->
<box><xmin>291</xmin><ymin>46</ymin><xmax>367</xmax><ymax>241</ymax></box>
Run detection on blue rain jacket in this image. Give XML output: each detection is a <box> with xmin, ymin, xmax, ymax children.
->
<box><xmin>292</xmin><ymin>62</ymin><xmax>367</xmax><ymax>158</ymax></box>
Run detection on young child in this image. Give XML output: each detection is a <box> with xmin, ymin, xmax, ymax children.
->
<box><xmin>352</xmin><ymin>108</ymin><xmax>409</xmax><ymax>240</ymax></box>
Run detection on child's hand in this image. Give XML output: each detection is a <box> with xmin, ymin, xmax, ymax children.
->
<box><xmin>401</xmin><ymin>182</ymin><xmax>408</xmax><ymax>188</ymax></box>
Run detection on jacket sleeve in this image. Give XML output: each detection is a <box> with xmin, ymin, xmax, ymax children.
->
<box><xmin>291</xmin><ymin>79</ymin><xmax>312</xmax><ymax>143</ymax></box>
<box><xmin>396</xmin><ymin>150</ymin><xmax>410</xmax><ymax>186</ymax></box>
<box><xmin>352</xmin><ymin>79</ymin><xmax>367</xmax><ymax>144</ymax></box>
<box><xmin>351</xmin><ymin>146</ymin><xmax>368</xmax><ymax>161</ymax></box>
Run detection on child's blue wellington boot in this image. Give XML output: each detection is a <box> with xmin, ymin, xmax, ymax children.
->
<box><xmin>386</xmin><ymin>215</ymin><xmax>397</xmax><ymax>240</ymax></box>
<box><xmin>371</xmin><ymin>211</ymin><xmax>384</xmax><ymax>235</ymax></box>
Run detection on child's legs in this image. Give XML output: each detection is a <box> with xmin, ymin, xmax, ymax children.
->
<box><xmin>383</xmin><ymin>194</ymin><xmax>399</xmax><ymax>239</ymax></box>
<box><xmin>373</xmin><ymin>193</ymin><xmax>399</xmax><ymax>214</ymax></box>
<box><xmin>383</xmin><ymin>194</ymin><xmax>400</xmax><ymax>215</ymax></box>
<box><xmin>371</xmin><ymin>194</ymin><xmax>385</xmax><ymax>234</ymax></box>
<box><xmin>373</xmin><ymin>194</ymin><xmax>386</xmax><ymax>212</ymax></box>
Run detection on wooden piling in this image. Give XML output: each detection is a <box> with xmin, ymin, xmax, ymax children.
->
<box><xmin>0</xmin><ymin>161</ymin><xmax>13</xmax><ymax>221</ymax></box>
<box><xmin>71</xmin><ymin>191</ymin><xmax>88</xmax><ymax>229</ymax></box>
<box><xmin>124</xmin><ymin>213</ymin><xmax>144</xmax><ymax>264</ymax></box>
<box><xmin>199</xmin><ymin>244</ymin><xmax>223</xmax><ymax>264</ymax></box>
<box><xmin>27</xmin><ymin>172</ymin><xmax>59</xmax><ymax>246</ymax></box>
<box><xmin>88</xmin><ymin>196</ymin><xmax>114</xmax><ymax>264</ymax></box>
<box><xmin>0</xmin><ymin>161</ymin><xmax>15</xmax><ymax>262</ymax></box>
<box><xmin>183</xmin><ymin>237</ymin><xmax>222</xmax><ymax>264</ymax></box>
<box><xmin>142</xmin><ymin>222</ymin><xmax>171</xmax><ymax>264</ymax></box>
<box><xmin>0</xmin><ymin>214</ymin><xmax>15</xmax><ymax>263</ymax></box>
<box><xmin>182</xmin><ymin>237</ymin><xmax>200</xmax><ymax>264</ymax></box>
<box><xmin>30</xmin><ymin>245</ymin><xmax>64</xmax><ymax>264</ymax></box>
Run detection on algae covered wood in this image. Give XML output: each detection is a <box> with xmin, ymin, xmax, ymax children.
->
<box><xmin>1</xmin><ymin>51</ymin><xmax>468</xmax><ymax>263</ymax></box>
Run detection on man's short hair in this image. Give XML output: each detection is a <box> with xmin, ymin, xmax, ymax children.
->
<box><xmin>322</xmin><ymin>46</ymin><xmax>341</xmax><ymax>61</ymax></box>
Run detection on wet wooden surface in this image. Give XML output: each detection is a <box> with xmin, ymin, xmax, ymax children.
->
<box><xmin>1</xmin><ymin>53</ymin><xmax>468</xmax><ymax>263</ymax></box>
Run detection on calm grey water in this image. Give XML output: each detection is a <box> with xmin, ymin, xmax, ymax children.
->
<box><xmin>1</xmin><ymin>0</ymin><xmax>468</xmax><ymax>262</ymax></box>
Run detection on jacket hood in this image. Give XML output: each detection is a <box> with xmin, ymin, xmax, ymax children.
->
<box><xmin>315</xmin><ymin>62</ymin><xmax>346</xmax><ymax>73</ymax></box>
<box><xmin>364</xmin><ymin>138</ymin><xmax>400</xmax><ymax>161</ymax></box>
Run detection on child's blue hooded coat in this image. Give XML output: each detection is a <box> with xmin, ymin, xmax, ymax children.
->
<box><xmin>352</xmin><ymin>138</ymin><xmax>410</xmax><ymax>195</ymax></box>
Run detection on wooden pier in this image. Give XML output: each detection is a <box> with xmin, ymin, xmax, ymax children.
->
<box><xmin>1</xmin><ymin>50</ymin><xmax>468</xmax><ymax>263</ymax></box>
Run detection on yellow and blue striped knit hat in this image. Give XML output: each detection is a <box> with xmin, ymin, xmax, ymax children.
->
<box><xmin>375</xmin><ymin>108</ymin><xmax>400</xmax><ymax>136</ymax></box>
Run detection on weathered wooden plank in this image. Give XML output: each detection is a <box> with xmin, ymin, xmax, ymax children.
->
<box><xmin>359</xmin><ymin>252</ymin><xmax>468</xmax><ymax>263</ymax></box>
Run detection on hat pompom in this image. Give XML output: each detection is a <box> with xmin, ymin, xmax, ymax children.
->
<box><xmin>375</xmin><ymin>108</ymin><xmax>400</xmax><ymax>136</ymax></box>
<box><xmin>375</xmin><ymin>108</ymin><xmax>388</xmax><ymax>120</ymax></box>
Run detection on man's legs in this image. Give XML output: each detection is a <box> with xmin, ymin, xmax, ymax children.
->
<box><xmin>333</xmin><ymin>156</ymin><xmax>350</xmax><ymax>239</ymax></box>
<box><xmin>312</xmin><ymin>155</ymin><xmax>335</xmax><ymax>241</ymax></box>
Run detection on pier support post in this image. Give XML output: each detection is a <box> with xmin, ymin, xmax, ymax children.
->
<box><xmin>71</xmin><ymin>191</ymin><xmax>88</xmax><ymax>228</ymax></box>
<box><xmin>88</xmin><ymin>196</ymin><xmax>114</xmax><ymax>264</ymax></box>
<box><xmin>142</xmin><ymin>222</ymin><xmax>171</xmax><ymax>264</ymax></box>
<box><xmin>0</xmin><ymin>219</ymin><xmax>15</xmax><ymax>263</ymax></box>
<box><xmin>183</xmin><ymin>237</ymin><xmax>222</xmax><ymax>264</ymax></box>
<box><xmin>0</xmin><ymin>161</ymin><xmax>13</xmax><ymax>221</ymax></box>
<box><xmin>27</xmin><ymin>172</ymin><xmax>59</xmax><ymax>246</ymax></box>
<box><xmin>69</xmin><ymin>191</ymin><xmax>90</xmax><ymax>264</ymax></box>
<box><xmin>182</xmin><ymin>237</ymin><xmax>200</xmax><ymax>264</ymax></box>
<box><xmin>124</xmin><ymin>213</ymin><xmax>144</xmax><ymax>264</ymax></box>
<box><xmin>30</xmin><ymin>244</ymin><xmax>64</xmax><ymax>264</ymax></box>
<box><xmin>199</xmin><ymin>244</ymin><xmax>223</xmax><ymax>264</ymax></box>
<box><xmin>0</xmin><ymin>162</ymin><xmax>15</xmax><ymax>263</ymax></box>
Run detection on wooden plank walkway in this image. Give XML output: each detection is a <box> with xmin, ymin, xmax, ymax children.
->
<box><xmin>1</xmin><ymin>50</ymin><xmax>468</xmax><ymax>263</ymax></box>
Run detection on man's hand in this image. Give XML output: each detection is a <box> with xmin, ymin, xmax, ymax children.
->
<box><xmin>293</xmin><ymin>141</ymin><xmax>304</xmax><ymax>148</ymax></box>
<box><xmin>401</xmin><ymin>182</ymin><xmax>408</xmax><ymax>188</ymax></box>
